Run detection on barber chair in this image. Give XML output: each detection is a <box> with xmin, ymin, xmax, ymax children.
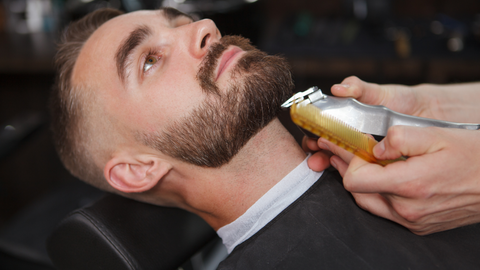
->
<box><xmin>46</xmin><ymin>193</ymin><xmax>223</xmax><ymax>270</ymax></box>
<box><xmin>0</xmin><ymin>112</ymin><xmax>223</xmax><ymax>270</ymax></box>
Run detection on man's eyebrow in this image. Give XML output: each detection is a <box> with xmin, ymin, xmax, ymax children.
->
<box><xmin>115</xmin><ymin>9</ymin><xmax>192</xmax><ymax>84</ymax></box>
<box><xmin>115</xmin><ymin>25</ymin><xmax>152</xmax><ymax>83</ymax></box>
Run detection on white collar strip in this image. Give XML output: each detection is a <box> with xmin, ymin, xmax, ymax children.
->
<box><xmin>217</xmin><ymin>154</ymin><xmax>323</xmax><ymax>253</ymax></box>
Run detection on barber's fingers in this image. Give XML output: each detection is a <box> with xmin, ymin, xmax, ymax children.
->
<box><xmin>302</xmin><ymin>136</ymin><xmax>320</xmax><ymax>152</ymax></box>
<box><xmin>343</xmin><ymin>127</ymin><xmax>444</xmax><ymax>194</ymax></box>
<box><xmin>330</xmin><ymin>155</ymin><xmax>349</xmax><ymax>177</ymax></box>
<box><xmin>350</xmin><ymin>192</ymin><xmax>435</xmax><ymax>234</ymax></box>
<box><xmin>344</xmin><ymin>127</ymin><xmax>480</xmax><ymax>235</ymax></box>
<box><xmin>331</xmin><ymin>76</ymin><xmax>388</xmax><ymax>105</ymax></box>
<box><xmin>316</xmin><ymin>136</ymin><xmax>371</xmax><ymax>177</ymax></box>
<box><xmin>350</xmin><ymin>192</ymin><xmax>447</xmax><ymax>234</ymax></box>
<box><xmin>351</xmin><ymin>192</ymin><xmax>396</xmax><ymax>221</ymax></box>
<box><xmin>307</xmin><ymin>151</ymin><xmax>332</xmax><ymax>172</ymax></box>
<box><xmin>331</xmin><ymin>76</ymin><xmax>421</xmax><ymax>117</ymax></box>
<box><xmin>342</xmin><ymin>157</ymin><xmax>390</xmax><ymax>193</ymax></box>
<box><xmin>373</xmin><ymin>126</ymin><xmax>444</xmax><ymax>160</ymax></box>
<box><xmin>318</xmin><ymin>138</ymin><xmax>356</xmax><ymax>164</ymax></box>
<box><xmin>303</xmin><ymin>136</ymin><xmax>331</xmax><ymax>172</ymax></box>
<box><xmin>352</xmin><ymin>192</ymin><xmax>480</xmax><ymax>235</ymax></box>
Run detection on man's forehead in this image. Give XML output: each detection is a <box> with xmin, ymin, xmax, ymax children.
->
<box><xmin>72</xmin><ymin>10</ymin><xmax>157</xmax><ymax>85</ymax></box>
<box><xmin>94</xmin><ymin>10</ymin><xmax>158</xmax><ymax>41</ymax></box>
<box><xmin>89</xmin><ymin>8</ymin><xmax>191</xmax><ymax>44</ymax></box>
<box><xmin>72</xmin><ymin>9</ymin><xmax>192</xmax><ymax>85</ymax></box>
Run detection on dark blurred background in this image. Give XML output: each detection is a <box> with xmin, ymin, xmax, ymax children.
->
<box><xmin>0</xmin><ymin>0</ymin><xmax>480</xmax><ymax>269</ymax></box>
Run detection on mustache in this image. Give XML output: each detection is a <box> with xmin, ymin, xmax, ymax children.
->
<box><xmin>196</xmin><ymin>35</ymin><xmax>257</xmax><ymax>95</ymax></box>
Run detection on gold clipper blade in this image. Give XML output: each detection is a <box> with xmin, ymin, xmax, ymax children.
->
<box><xmin>291</xmin><ymin>101</ymin><xmax>404</xmax><ymax>166</ymax></box>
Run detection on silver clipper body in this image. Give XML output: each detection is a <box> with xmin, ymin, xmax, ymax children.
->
<box><xmin>281</xmin><ymin>87</ymin><xmax>480</xmax><ymax>137</ymax></box>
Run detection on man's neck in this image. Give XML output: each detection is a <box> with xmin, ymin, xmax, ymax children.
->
<box><xmin>170</xmin><ymin>119</ymin><xmax>306</xmax><ymax>230</ymax></box>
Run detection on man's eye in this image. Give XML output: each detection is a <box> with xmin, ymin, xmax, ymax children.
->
<box><xmin>144</xmin><ymin>55</ymin><xmax>158</xmax><ymax>72</ymax></box>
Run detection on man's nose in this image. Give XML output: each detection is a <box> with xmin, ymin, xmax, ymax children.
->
<box><xmin>188</xmin><ymin>19</ymin><xmax>221</xmax><ymax>59</ymax></box>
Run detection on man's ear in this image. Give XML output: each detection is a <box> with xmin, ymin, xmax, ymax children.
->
<box><xmin>104</xmin><ymin>153</ymin><xmax>172</xmax><ymax>193</ymax></box>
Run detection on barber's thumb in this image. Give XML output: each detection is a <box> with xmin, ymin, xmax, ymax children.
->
<box><xmin>374</xmin><ymin>126</ymin><xmax>439</xmax><ymax>160</ymax></box>
<box><xmin>373</xmin><ymin>140</ymin><xmax>386</xmax><ymax>158</ymax></box>
<box><xmin>373</xmin><ymin>126</ymin><xmax>408</xmax><ymax>160</ymax></box>
<box><xmin>332</xmin><ymin>76</ymin><xmax>362</xmax><ymax>98</ymax></box>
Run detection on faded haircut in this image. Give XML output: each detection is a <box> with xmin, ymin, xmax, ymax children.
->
<box><xmin>49</xmin><ymin>8</ymin><xmax>123</xmax><ymax>191</ymax></box>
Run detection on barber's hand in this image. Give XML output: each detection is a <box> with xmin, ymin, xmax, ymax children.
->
<box><xmin>302</xmin><ymin>136</ymin><xmax>332</xmax><ymax>172</ymax></box>
<box><xmin>312</xmin><ymin>125</ymin><xmax>480</xmax><ymax>235</ymax></box>
<box><xmin>331</xmin><ymin>76</ymin><xmax>439</xmax><ymax>120</ymax></box>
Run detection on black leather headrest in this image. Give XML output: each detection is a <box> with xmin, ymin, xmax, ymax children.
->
<box><xmin>47</xmin><ymin>194</ymin><xmax>216</xmax><ymax>270</ymax></box>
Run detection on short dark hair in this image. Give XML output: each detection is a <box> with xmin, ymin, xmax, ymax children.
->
<box><xmin>50</xmin><ymin>8</ymin><xmax>123</xmax><ymax>190</ymax></box>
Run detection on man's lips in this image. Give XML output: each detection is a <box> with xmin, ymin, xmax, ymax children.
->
<box><xmin>215</xmin><ymin>46</ymin><xmax>243</xmax><ymax>81</ymax></box>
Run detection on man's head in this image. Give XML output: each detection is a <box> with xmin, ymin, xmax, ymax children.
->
<box><xmin>50</xmin><ymin>7</ymin><xmax>294</xmax><ymax>197</ymax></box>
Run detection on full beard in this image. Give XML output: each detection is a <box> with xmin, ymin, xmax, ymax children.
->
<box><xmin>138</xmin><ymin>36</ymin><xmax>294</xmax><ymax>167</ymax></box>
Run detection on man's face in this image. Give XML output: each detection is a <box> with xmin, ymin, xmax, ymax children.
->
<box><xmin>73</xmin><ymin>8</ymin><xmax>293</xmax><ymax>167</ymax></box>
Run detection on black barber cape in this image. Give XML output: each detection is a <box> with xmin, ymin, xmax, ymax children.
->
<box><xmin>218</xmin><ymin>168</ymin><xmax>480</xmax><ymax>270</ymax></box>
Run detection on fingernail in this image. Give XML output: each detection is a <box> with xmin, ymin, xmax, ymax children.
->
<box><xmin>334</xmin><ymin>84</ymin><xmax>350</xmax><ymax>89</ymax></box>
<box><xmin>319</xmin><ymin>142</ymin><xmax>330</xmax><ymax>151</ymax></box>
<box><xmin>374</xmin><ymin>140</ymin><xmax>385</xmax><ymax>157</ymax></box>
<box><xmin>331</xmin><ymin>159</ymin><xmax>337</xmax><ymax>169</ymax></box>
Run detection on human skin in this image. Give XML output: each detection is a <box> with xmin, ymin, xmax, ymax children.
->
<box><xmin>73</xmin><ymin>10</ymin><xmax>226</xmax><ymax>146</ymax></box>
<box><xmin>72</xmin><ymin>9</ymin><xmax>308</xmax><ymax>230</ymax></box>
<box><xmin>305</xmin><ymin>76</ymin><xmax>480</xmax><ymax>235</ymax></box>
